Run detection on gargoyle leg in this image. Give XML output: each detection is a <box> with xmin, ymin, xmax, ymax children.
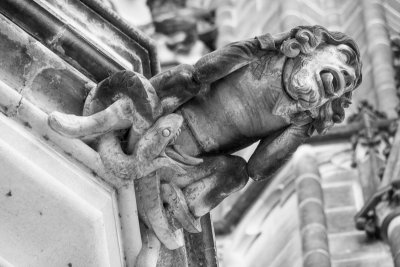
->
<box><xmin>183</xmin><ymin>155</ymin><xmax>249</xmax><ymax>217</ymax></box>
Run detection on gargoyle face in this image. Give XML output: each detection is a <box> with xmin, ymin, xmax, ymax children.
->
<box><xmin>149</xmin><ymin>113</ymin><xmax>184</xmax><ymax>147</ymax></box>
<box><xmin>283</xmin><ymin>44</ymin><xmax>358</xmax><ymax>110</ymax></box>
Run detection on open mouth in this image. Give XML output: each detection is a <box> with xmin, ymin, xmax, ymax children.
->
<box><xmin>165</xmin><ymin>145</ymin><xmax>203</xmax><ymax>166</ymax></box>
<box><xmin>320</xmin><ymin>68</ymin><xmax>342</xmax><ymax>97</ymax></box>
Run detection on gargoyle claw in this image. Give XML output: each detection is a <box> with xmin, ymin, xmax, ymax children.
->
<box><xmin>161</xmin><ymin>183</ymin><xmax>202</xmax><ymax>233</ymax></box>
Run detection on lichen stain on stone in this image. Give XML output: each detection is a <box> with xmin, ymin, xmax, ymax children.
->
<box><xmin>0</xmin><ymin>17</ymin><xmax>61</xmax><ymax>89</ymax></box>
<box><xmin>0</xmin><ymin>30</ymin><xmax>34</xmax><ymax>90</ymax></box>
<box><xmin>20</xmin><ymin>43</ymin><xmax>69</xmax><ymax>95</ymax></box>
<box><xmin>34</xmin><ymin>0</ymin><xmax>152</xmax><ymax>75</ymax></box>
<box><xmin>5</xmin><ymin>190</ymin><xmax>12</xmax><ymax>197</ymax></box>
<box><xmin>0</xmin><ymin>15</ymin><xmax>96</xmax><ymax>115</ymax></box>
<box><xmin>109</xmin><ymin>43</ymin><xmax>143</xmax><ymax>73</ymax></box>
<box><xmin>28</xmin><ymin>68</ymin><xmax>88</xmax><ymax>115</ymax></box>
<box><xmin>53</xmin><ymin>43</ymin><xmax>66</xmax><ymax>56</ymax></box>
<box><xmin>23</xmin><ymin>121</ymin><xmax>32</xmax><ymax>129</ymax></box>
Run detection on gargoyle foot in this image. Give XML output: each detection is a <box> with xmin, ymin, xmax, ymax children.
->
<box><xmin>183</xmin><ymin>155</ymin><xmax>249</xmax><ymax>217</ymax></box>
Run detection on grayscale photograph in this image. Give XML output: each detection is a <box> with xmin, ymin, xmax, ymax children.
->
<box><xmin>0</xmin><ymin>0</ymin><xmax>397</xmax><ymax>266</ymax></box>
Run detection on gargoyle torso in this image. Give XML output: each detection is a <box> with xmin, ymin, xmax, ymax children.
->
<box><xmin>177</xmin><ymin>52</ymin><xmax>290</xmax><ymax>154</ymax></box>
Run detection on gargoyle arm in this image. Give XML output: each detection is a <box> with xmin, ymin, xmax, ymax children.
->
<box><xmin>247</xmin><ymin>124</ymin><xmax>311</xmax><ymax>181</ymax></box>
<box><xmin>150</xmin><ymin>33</ymin><xmax>281</xmax><ymax>113</ymax></box>
<box><xmin>194</xmin><ymin>33</ymin><xmax>278</xmax><ymax>83</ymax></box>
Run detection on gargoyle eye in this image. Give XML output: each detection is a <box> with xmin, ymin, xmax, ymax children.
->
<box><xmin>162</xmin><ymin>129</ymin><xmax>171</xmax><ymax>137</ymax></box>
<box><xmin>338</xmin><ymin>44</ymin><xmax>355</xmax><ymax>65</ymax></box>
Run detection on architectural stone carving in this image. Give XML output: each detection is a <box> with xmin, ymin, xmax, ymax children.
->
<box><xmin>351</xmin><ymin>102</ymin><xmax>400</xmax><ymax>265</ymax></box>
<box><xmin>47</xmin><ymin>25</ymin><xmax>362</xmax><ymax>264</ymax></box>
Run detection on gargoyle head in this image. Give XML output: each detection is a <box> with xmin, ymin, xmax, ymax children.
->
<box><xmin>136</xmin><ymin>113</ymin><xmax>184</xmax><ymax>156</ymax></box>
<box><xmin>279</xmin><ymin>25</ymin><xmax>362</xmax><ymax>133</ymax></box>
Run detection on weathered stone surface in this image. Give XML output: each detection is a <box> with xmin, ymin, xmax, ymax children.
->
<box><xmin>0</xmin><ymin>0</ymin><xmax>164</xmax><ymax>265</ymax></box>
<box><xmin>0</xmin><ymin>113</ymin><xmax>123</xmax><ymax>266</ymax></box>
<box><xmin>0</xmin><ymin>0</ymin><xmax>159</xmax><ymax>79</ymax></box>
<box><xmin>42</xmin><ymin>0</ymin><xmax>148</xmax><ymax>74</ymax></box>
<box><xmin>0</xmin><ymin>13</ymin><xmax>93</xmax><ymax>115</ymax></box>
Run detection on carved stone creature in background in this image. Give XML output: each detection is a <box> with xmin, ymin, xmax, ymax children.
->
<box><xmin>48</xmin><ymin>25</ymin><xmax>362</xmax><ymax>261</ymax></box>
<box><xmin>150</xmin><ymin>8</ymin><xmax>216</xmax><ymax>52</ymax></box>
<box><xmin>391</xmin><ymin>34</ymin><xmax>400</xmax><ymax>104</ymax></box>
<box><xmin>144</xmin><ymin>0</ymin><xmax>217</xmax><ymax>67</ymax></box>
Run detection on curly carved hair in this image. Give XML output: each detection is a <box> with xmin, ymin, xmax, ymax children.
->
<box><xmin>280</xmin><ymin>25</ymin><xmax>362</xmax><ymax>89</ymax></box>
<box><xmin>279</xmin><ymin>25</ymin><xmax>362</xmax><ymax>134</ymax></box>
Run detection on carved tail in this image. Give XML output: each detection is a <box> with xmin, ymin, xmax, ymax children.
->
<box><xmin>48</xmin><ymin>98</ymin><xmax>136</xmax><ymax>138</ymax></box>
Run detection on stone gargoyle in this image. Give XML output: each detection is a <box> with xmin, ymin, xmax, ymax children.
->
<box><xmin>47</xmin><ymin>25</ymin><xmax>362</xmax><ymax>263</ymax></box>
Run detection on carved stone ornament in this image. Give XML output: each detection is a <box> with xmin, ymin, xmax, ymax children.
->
<box><xmin>47</xmin><ymin>25</ymin><xmax>362</xmax><ymax>264</ymax></box>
